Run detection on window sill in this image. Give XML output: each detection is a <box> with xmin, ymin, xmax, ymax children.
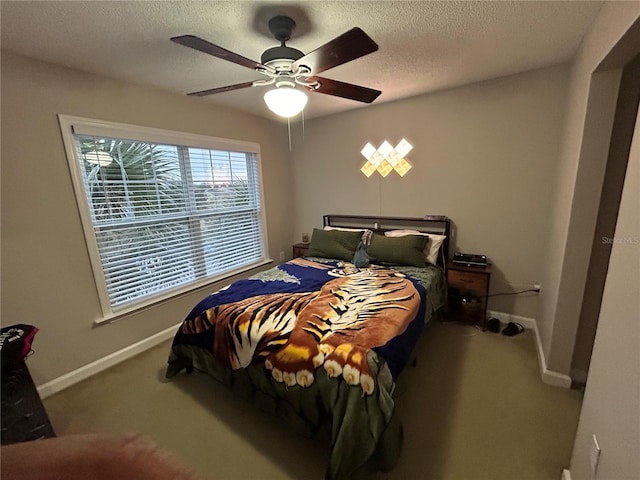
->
<box><xmin>93</xmin><ymin>258</ymin><xmax>274</xmax><ymax>326</ymax></box>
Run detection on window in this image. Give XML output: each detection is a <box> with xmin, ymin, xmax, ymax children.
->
<box><xmin>59</xmin><ymin>116</ymin><xmax>269</xmax><ymax>322</ymax></box>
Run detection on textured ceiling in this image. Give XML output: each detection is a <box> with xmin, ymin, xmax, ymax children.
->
<box><xmin>1</xmin><ymin>1</ymin><xmax>603</xmax><ymax>120</ymax></box>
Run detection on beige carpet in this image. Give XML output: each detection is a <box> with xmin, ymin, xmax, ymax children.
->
<box><xmin>43</xmin><ymin>320</ymin><xmax>583</xmax><ymax>480</ymax></box>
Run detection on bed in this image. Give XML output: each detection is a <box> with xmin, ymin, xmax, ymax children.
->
<box><xmin>166</xmin><ymin>214</ymin><xmax>451</xmax><ymax>479</ymax></box>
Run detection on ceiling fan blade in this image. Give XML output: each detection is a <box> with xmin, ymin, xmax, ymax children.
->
<box><xmin>306</xmin><ymin>76</ymin><xmax>381</xmax><ymax>103</ymax></box>
<box><xmin>171</xmin><ymin>35</ymin><xmax>266</xmax><ymax>71</ymax></box>
<box><xmin>292</xmin><ymin>28</ymin><xmax>378</xmax><ymax>75</ymax></box>
<box><xmin>187</xmin><ymin>81</ymin><xmax>255</xmax><ymax>97</ymax></box>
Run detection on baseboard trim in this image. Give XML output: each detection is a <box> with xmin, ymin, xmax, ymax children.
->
<box><xmin>562</xmin><ymin>468</ymin><xmax>572</xmax><ymax>480</ymax></box>
<box><xmin>37</xmin><ymin>323</ymin><xmax>181</xmax><ymax>399</ymax></box>
<box><xmin>487</xmin><ymin>310</ymin><xmax>572</xmax><ymax>389</ymax></box>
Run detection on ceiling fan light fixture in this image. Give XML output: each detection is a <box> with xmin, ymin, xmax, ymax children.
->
<box><xmin>263</xmin><ymin>86</ymin><xmax>308</xmax><ymax>118</ymax></box>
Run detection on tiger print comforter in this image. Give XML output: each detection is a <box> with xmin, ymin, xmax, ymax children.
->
<box><xmin>167</xmin><ymin>257</ymin><xmax>438</xmax><ymax>479</ymax></box>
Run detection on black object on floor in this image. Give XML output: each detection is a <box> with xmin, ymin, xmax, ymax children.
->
<box><xmin>486</xmin><ymin>318</ymin><xmax>501</xmax><ymax>333</ymax></box>
<box><xmin>1</xmin><ymin>360</ymin><xmax>56</xmax><ymax>444</ymax></box>
<box><xmin>502</xmin><ymin>322</ymin><xmax>524</xmax><ymax>337</ymax></box>
<box><xmin>1</xmin><ymin>324</ymin><xmax>56</xmax><ymax>444</ymax></box>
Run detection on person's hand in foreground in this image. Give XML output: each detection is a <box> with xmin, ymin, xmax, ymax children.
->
<box><xmin>1</xmin><ymin>433</ymin><xmax>203</xmax><ymax>480</ymax></box>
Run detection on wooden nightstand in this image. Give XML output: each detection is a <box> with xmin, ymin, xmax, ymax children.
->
<box><xmin>292</xmin><ymin>243</ymin><xmax>309</xmax><ymax>258</ymax></box>
<box><xmin>446</xmin><ymin>262</ymin><xmax>492</xmax><ymax>328</ymax></box>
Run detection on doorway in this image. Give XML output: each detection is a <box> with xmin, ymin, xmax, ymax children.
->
<box><xmin>571</xmin><ymin>51</ymin><xmax>640</xmax><ymax>385</ymax></box>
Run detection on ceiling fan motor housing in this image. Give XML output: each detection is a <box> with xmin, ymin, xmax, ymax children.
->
<box><xmin>262</xmin><ymin>16</ymin><xmax>304</xmax><ymax>66</ymax></box>
<box><xmin>261</xmin><ymin>46</ymin><xmax>304</xmax><ymax>65</ymax></box>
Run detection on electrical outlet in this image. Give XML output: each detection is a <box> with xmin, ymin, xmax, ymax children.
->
<box><xmin>279</xmin><ymin>251</ymin><xmax>285</xmax><ymax>262</ymax></box>
<box><xmin>589</xmin><ymin>434</ymin><xmax>601</xmax><ymax>477</ymax></box>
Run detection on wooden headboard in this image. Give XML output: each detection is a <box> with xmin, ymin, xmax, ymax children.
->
<box><xmin>323</xmin><ymin>214</ymin><xmax>452</xmax><ymax>267</ymax></box>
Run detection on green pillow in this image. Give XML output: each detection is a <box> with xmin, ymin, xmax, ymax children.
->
<box><xmin>307</xmin><ymin>228</ymin><xmax>363</xmax><ymax>261</ymax></box>
<box><xmin>367</xmin><ymin>233</ymin><xmax>428</xmax><ymax>267</ymax></box>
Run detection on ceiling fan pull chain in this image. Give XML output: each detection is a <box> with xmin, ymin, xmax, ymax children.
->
<box><xmin>288</xmin><ymin>117</ymin><xmax>292</xmax><ymax>152</ymax></box>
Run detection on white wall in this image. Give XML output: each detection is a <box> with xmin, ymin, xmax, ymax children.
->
<box><xmin>539</xmin><ymin>2</ymin><xmax>640</xmax><ymax>376</ymax></box>
<box><xmin>291</xmin><ymin>65</ymin><xmax>570</xmax><ymax>320</ymax></box>
<box><xmin>568</xmin><ymin>103</ymin><xmax>639</xmax><ymax>480</ymax></box>
<box><xmin>0</xmin><ymin>51</ymin><xmax>292</xmax><ymax>386</ymax></box>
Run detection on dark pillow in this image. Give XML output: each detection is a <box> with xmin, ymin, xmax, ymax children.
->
<box><xmin>367</xmin><ymin>233</ymin><xmax>428</xmax><ymax>267</ymax></box>
<box><xmin>307</xmin><ymin>228</ymin><xmax>363</xmax><ymax>261</ymax></box>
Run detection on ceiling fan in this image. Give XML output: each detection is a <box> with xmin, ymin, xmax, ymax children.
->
<box><xmin>171</xmin><ymin>15</ymin><xmax>381</xmax><ymax>117</ymax></box>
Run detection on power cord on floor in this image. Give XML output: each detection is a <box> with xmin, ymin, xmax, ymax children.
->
<box><xmin>487</xmin><ymin>288</ymin><xmax>539</xmax><ymax>297</ymax></box>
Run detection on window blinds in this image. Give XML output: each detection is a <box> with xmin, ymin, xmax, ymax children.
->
<box><xmin>59</xmin><ymin>115</ymin><xmax>268</xmax><ymax>319</ymax></box>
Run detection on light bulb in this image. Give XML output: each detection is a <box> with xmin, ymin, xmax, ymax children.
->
<box><xmin>264</xmin><ymin>87</ymin><xmax>308</xmax><ymax>118</ymax></box>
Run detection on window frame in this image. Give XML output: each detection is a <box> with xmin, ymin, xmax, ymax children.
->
<box><xmin>58</xmin><ymin>115</ymin><xmax>271</xmax><ymax>324</ymax></box>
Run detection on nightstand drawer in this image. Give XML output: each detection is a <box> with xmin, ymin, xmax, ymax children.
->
<box><xmin>447</xmin><ymin>269</ymin><xmax>489</xmax><ymax>291</ymax></box>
